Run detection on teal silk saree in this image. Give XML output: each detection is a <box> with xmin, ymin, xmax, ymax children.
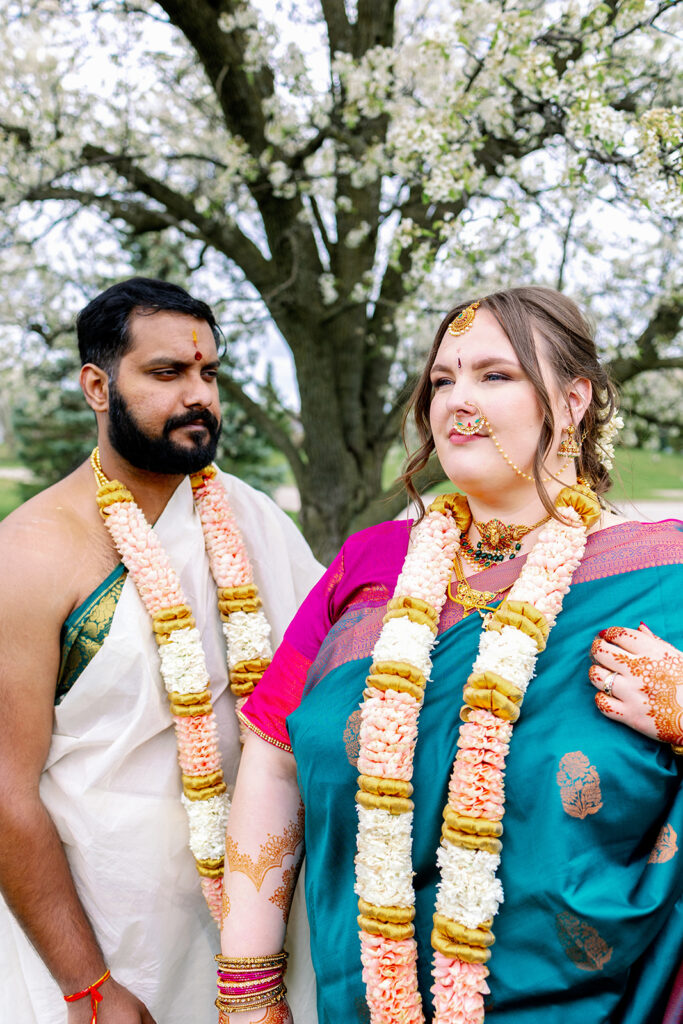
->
<box><xmin>244</xmin><ymin>519</ymin><xmax>683</xmax><ymax>1023</ymax></box>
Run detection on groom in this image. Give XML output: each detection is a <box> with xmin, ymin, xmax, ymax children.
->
<box><xmin>0</xmin><ymin>278</ymin><xmax>321</xmax><ymax>1023</ymax></box>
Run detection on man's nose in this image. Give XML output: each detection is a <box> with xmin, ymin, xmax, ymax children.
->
<box><xmin>183</xmin><ymin>374</ymin><xmax>215</xmax><ymax>408</ymax></box>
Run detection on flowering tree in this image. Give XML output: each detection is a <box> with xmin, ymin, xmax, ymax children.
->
<box><xmin>1</xmin><ymin>0</ymin><xmax>681</xmax><ymax>560</ymax></box>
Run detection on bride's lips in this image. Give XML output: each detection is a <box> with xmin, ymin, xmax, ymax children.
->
<box><xmin>448</xmin><ymin>429</ymin><xmax>485</xmax><ymax>445</ymax></box>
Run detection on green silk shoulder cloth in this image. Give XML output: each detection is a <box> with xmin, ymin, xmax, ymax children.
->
<box><xmin>56</xmin><ymin>564</ymin><xmax>126</xmax><ymax>703</ymax></box>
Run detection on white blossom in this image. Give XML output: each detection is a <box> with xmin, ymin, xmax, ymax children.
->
<box><xmin>181</xmin><ymin>793</ymin><xmax>230</xmax><ymax>861</ymax></box>
<box><xmin>372</xmin><ymin>617</ymin><xmax>435</xmax><ymax>681</ymax></box>
<box><xmin>355</xmin><ymin>806</ymin><xmax>415</xmax><ymax>907</ymax></box>
<box><xmin>223</xmin><ymin>610</ymin><xmax>272</xmax><ymax>669</ymax></box>
<box><xmin>158</xmin><ymin>628</ymin><xmax>210</xmax><ymax>696</ymax></box>
<box><xmin>435</xmin><ymin>843</ymin><xmax>504</xmax><ymax>930</ymax></box>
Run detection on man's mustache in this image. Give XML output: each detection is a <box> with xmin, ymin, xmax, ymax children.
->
<box><xmin>163</xmin><ymin>409</ymin><xmax>220</xmax><ymax>435</ymax></box>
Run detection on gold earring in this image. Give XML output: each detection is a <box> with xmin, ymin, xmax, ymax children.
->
<box><xmin>557</xmin><ymin>424</ymin><xmax>580</xmax><ymax>458</ymax></box>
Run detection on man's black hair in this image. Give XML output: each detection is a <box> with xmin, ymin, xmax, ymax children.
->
<box><xmin>76</xmin><ymin>277</ymin><xmax>221</xmax><ymax>374</ymax></box>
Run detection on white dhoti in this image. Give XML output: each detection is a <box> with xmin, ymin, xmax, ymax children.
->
<box><xmin>0</xmin><ymin>473</ymin><xmax>321</xmax><ymax>1023</ymax></box>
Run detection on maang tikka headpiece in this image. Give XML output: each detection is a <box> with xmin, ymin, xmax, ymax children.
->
<box><xmin>447</xmin><ymin>300</ymin><xmax>480</xmax><ymax>337</ymax></box>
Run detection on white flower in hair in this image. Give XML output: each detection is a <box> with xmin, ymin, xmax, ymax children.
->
<box><xmin>595</xmin><ymin>405</ymin><xmax>624</xmax><ymax>471</ymax></box>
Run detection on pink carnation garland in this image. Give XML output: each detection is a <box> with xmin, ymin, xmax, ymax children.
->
<box><xmin>92</xmin><ymin>454</ymin><xmax>271</xmax><ymax>927</ymax></box>
<box><xmin>354</xmin><ymin>490</ymin><xmax>595</xmax><ymax>1024</ymax></box>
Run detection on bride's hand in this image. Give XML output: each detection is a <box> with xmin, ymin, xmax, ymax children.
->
<box><xmin>589</xmin><ymin>623</ymin><xmax>683</xmax><ymax>746</ymax></box>
<box><xmin>218</xmin><ymin>1000</ymin><xmax>293</xmax><ymax>1024</ymax></box>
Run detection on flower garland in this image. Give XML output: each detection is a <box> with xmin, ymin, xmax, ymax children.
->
<box><xmin>91</xmin><ymin>451</ymin><xmax>273</xmax><ymax>925</ymax></box>
<box><xmin>354</xmin><ymin>483</ymin><xmax>601</xmax><ymax>1024</ymax></box>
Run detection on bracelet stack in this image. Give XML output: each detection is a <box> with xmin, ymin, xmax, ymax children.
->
<box><xmin>215</xmin><ymin>952</ymin><xmax>288</xmax><ymax>1014</ymax></box>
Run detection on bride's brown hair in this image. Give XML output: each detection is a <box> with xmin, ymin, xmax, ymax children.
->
<box><xmin>402</xmin><ymin>286</ymin><xmax>618</xmax><ymax>519</ymax></box>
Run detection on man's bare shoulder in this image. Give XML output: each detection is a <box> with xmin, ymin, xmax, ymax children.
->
<box><xmin>0</xmin><ymin>463</ymin><xmax>119</xmax><ymax>617</ymax></box>
<box><xmin>2</xmin><ymin>466</ymin><xmax>90</xmax><ymax>553</ymax></box>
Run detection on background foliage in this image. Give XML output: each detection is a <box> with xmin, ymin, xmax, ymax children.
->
<box><xmin>0</xmin><ymin>0</ymin><xmax>681</xmax><ymax>559</ymax></box>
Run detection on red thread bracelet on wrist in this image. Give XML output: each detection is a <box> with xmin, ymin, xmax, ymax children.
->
<box><xmin>64</xmin><ymin>968</ymin><xmax>111</xmax><ymax>1023</ymax></box>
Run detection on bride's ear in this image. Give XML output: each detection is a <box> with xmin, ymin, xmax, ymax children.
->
<box><xmin>566</xmin><ymin>377</ymin><xmax>592</xmax><ymax>427</ymax></box>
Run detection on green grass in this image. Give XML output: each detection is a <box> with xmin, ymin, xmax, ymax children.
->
<box><xmin>607</xmin><ymin>448</ymin><xmax>683</xmax><ymax>500</ymax></box>
<box><xmin>0</xmin><ymin>478</ymin><xmax>29</xmax><ymax>520</ymax></box>
<box><xmin>383</xmin><ymin>444</ymin><xmax>683</xmax><ymax>502</ymax></box>
<box><xmin>1</xmin><ymin>446</ymin><xmax>681</xmax><ymax>523</ymax></box>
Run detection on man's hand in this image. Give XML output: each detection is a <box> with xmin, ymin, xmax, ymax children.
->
<box><xmin>66</xmin><ymin>977</ymin><xmax>156</xmax><ymax>1023</ymax></box>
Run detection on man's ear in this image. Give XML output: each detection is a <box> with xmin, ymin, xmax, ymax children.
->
<box><xmin>80</xmin><ymin>364</ymin><xmax>110</xmax><ymax>413</ymax></box>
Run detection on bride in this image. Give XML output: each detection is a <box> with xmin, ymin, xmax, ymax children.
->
<box><xmin>217</xmin><ymin>287</ymin><xmax>682</xmax><ymax>1024</ymax></box>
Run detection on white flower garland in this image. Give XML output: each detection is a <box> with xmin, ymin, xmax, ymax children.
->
<box><xmin>91</xmin><ymin>452</ymin><xmax>272</xmax><ymax>925</ymax></box>
<box><xmin>354</xmin><ymin>485</ymin><xmax>601</xmax><ymax>1023</ymax></box>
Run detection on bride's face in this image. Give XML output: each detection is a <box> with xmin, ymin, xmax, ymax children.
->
<box><xmin>429</xmin><ymin>308</ymin><xmax>569</xmax><ymax>501</ymax></box>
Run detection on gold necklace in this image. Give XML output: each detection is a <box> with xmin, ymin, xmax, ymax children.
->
<box><xmin>462</xmin><ymin>512</ymin><xmax>552</xmax><ymax>567</ymax></box>
<box><xmin>447</xmin><ymin>550</ymin><xmax>514</xmax><ymax>617</ymax></box>
<box><xmin>91</xmin><ymin>447</ymin><xmax>108</xmax><ymax>488</ymax></box>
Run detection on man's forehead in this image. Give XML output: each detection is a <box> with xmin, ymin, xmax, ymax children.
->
<box><xmin>127</xmin><ymin>309</ymin><xmax>217</xmax><ymax>353</ymax></box>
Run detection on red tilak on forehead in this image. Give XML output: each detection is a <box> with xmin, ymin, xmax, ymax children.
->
<box><xmin>192</xmin><ymin>328</ymin><xmax>202</xmax><ymax>361</ymax></box>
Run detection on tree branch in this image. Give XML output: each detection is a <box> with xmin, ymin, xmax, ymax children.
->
<box><xmin>307</xmin><ymin>194</ymin><xmax>333</xmax><ymax>259</ymax></box>
<box><xmin>620</xmin><ymin>405</ymin><xmax>682</xmax><ymax>429</ymax></box>
<box><xmin>349</xmin><ymin>455</ymin><xmax>446</xmax><ymax>532</ymax></box>
<box><xmin>15</xmin><ymin>184</ymin><xmax>176</xmax><ymax>235</ymax></box>
<box><xmin>608</xmin><ymin>299</ymin><xmax>683</xmax><ymax>383</ymax></box>
<box><xmin>0</xmin><ymin>121</ymin><xmax>31</xmax><ymax>147</ymax></box>
<box><xmin>320</xmin><ymin>0</ymin><xmax>352</xmax><ymax>55</ymax></box>
<box><xmin>27</xmin><ymin>145</ymin><xmax>279</xmax><ymax>294</ymax></box>
<box><xmin>216</xmin><ymin>369</ymin><xmax>306</xmax><ymax>488</ymax></box>
<box><xmin>155</xmin><ymin>0</ymin><xmax>274</xmax><ymax>158</ymax></box>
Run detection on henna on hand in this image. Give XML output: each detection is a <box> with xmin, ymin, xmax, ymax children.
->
<box><xmin>612</xmin><ymin>649</ymin><xmax>683</xmax><ymax>744</ymax></box>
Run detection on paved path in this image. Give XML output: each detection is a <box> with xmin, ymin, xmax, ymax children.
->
<box><xmin>613</xmin><ymin>498</ymin><xmax>682</xmax><ymax>521</ymax></box>
<box><xmin>4</xmin><ymin>474</ymin><xmax>681</xmax><ymax>522</ymax></box>
<box><xmin>0</xmin><ymin>466</ymin><xmax>34</xmax><ymax>482</ymax></box>
<box><xmin>273</xmin><ymin>482</ymin><xmax>681</xmax><ymax>523</ymax></box>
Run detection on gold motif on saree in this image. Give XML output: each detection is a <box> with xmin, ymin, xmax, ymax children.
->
<box><xmin>343</xmin><ymin>708</ymin><xmax>362</xmax><ymax>767</ymax></box>
<box><xmin>648</xmin><ymin>822</ymin><xmax>678</xmax><ymax>864</ymax></box>
<box><xmin>556</xmin><ymin>911</ymin><xmax>613</xmax><ymax>971</ymax></box>
<box><xmin>556</xmin><ymin>751</ymin><xmax>603</xmax><ymax>819</ymax></box>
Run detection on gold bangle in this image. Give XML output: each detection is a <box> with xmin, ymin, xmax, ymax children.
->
<box><xmin>671</xmin><ymin>744</ymin><xmax>683</xmax><ymax>756</ymax></box>
<box><xmin>215</xmin><ymin>952</ymin><xmax>287</xmax><ymax>969</ymax></box>
<box><xmin>215</xmin><ymin>983</ymin><xmax>286</xmax><ymax>1013</ymax></box>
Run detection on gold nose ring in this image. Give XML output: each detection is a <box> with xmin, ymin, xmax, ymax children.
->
<box><xmin>452</xmin><ymin>405</ymin><xmax>483</xmax><ymax>436</ymax></box>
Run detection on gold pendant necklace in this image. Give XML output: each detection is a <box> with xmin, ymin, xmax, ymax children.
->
<box><xmin>447</xmin><ymin>551</ymin><xmax>512</xmax><ymax>617</ymax></box>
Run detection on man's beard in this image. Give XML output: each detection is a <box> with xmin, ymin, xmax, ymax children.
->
<box><xmin>107</xmin><ymin>382</ymin><xmax>221</xmax><ymax>475</ymax></box>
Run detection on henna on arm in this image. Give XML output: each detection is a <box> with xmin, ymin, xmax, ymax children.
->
<box><xmin>221</xmin><ymin>732</ymin><xmax>304</xmax><ymax>956</ymax></box>
<box><xmin>225</xmin><ymin>803</ymin><xmax>305</xmax><ymax>893</ymax></box>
